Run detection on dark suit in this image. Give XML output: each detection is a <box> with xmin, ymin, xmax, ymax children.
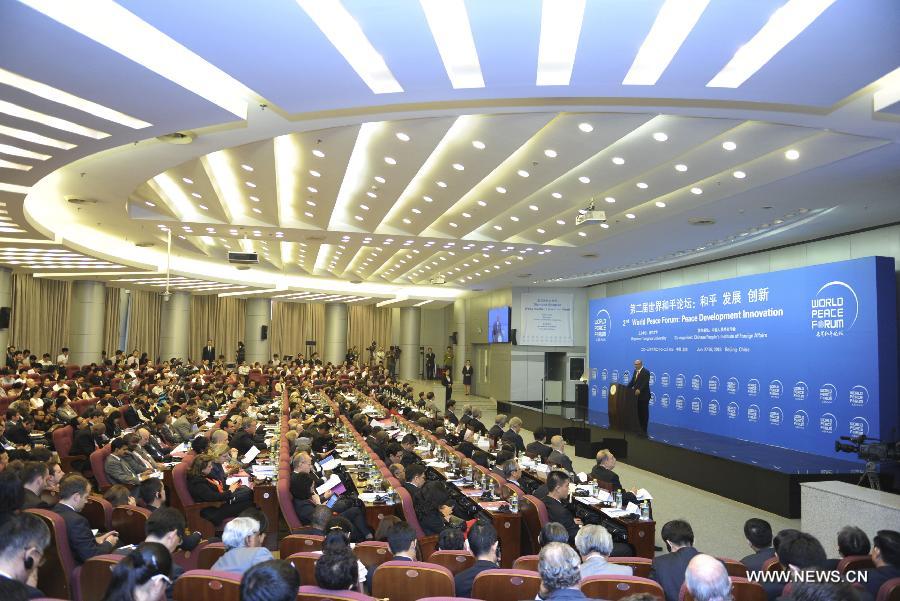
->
<box><xmin>22</xmin><ymin>488</ymin><xmax>48</xmax><ymax>509</ymax></box>
<box><xmin>454</xmin><ymin>560</ymin><xmax>498</xmax><ymax>598</ymax></box>
<box><xmin>441</xmin><ymin>373</ymin><xmax>453</xmax><ymax>402</ymax></box>
<box><xmin>231</xmin><ymin>430</ymin><xmax>265</xmax><ymax>456</ymax></box>
<box><xmin>201</xmin><ymin>345</ymin><xmax>216</xmax><ymax>363</ymax></box>
<box><xmin>469</xmin><ymin>419</ymin><xmax>487</xmax><ymax>436</ymax></box>
<box><xmin>445</xmin><ymin>409</ymin><xmax>459</xmax><ymax>426</ymax></box>
<box><xmin>864</xmin><ymin>565</ymin><xmax>900</xmax><ymax>598</ymax></box>
<box><xmin>52</xmin><ymin>502</ymin><xmax>115</xmax><ymax>564</ymax></box>
<box><xmin>526</xmin><ymin>440</ymin><xmax>552</xmax><ymax>462</ymax></box>
<box><xmin>502</xmin><ymin>429</ymin><xmax>526</xmax><ymax>454</ymax></box>
<box><xmin>590</xmin><ymin>464</ymin><xmax>623</xmax><ymax>490</ymax></box>
<box><xmin>0</xmin><ymin>574</ymin><xmax>43</xmax><ymax>599</ymax></box>
<box><xmin>547</xmin><ymin>449</ymin><xmax>574</xmax><ymax>473</ymax></box>
<box><xmin>650</xmin><ymin>546</ymin><xmax>700</xmax><ymax>601</ymax></box>
<box><xmin>122</xmin><ymin>406</ymin><xmax>140</xmax><ymax>427</ymax></box>
<box><xmin>741</xmin><ymin>547</ymin><xmax>776</xmax><ymax>573</ymax></box>
<box><xmin>542</xmin><ymin>495</ymin><xmax>579</xmax><ymax>544</ymax></box>
<box><xmin>628</xmin><ymin>367</ymin><xmax>651</xmax><ymax>433</ymax></box>
<box><xmin>402</xmin><ymin>482</ymin><xmax>423</xmax><ymax>505</ymax></box>
<box><xmin>187</xmin><ymin>475</ymin><xmax>252</xmax><ymax>525</ymax></box>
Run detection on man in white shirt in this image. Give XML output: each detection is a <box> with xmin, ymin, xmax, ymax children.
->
<box><xmin>55</xmin><ymin>348</ymin><xmax>69</xmax><ymax>366</ymax></box>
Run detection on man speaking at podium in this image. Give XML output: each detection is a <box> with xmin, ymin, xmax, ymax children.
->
<box><xmin>628</xmin><ymin>359</ymin><xmax>650</xmax><ymax>435</ymax></box>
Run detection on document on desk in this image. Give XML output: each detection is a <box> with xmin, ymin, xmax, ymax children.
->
<box><xmin>316</xmin><ymin>474</ymin><xmax>347</xmax><ymax>496</ymax></box>
<box><xmin>601</xmin><ymin>507</ymin><xmax>629</xmax><ymax>518</ymax></box>
<box><xmin>319</xmin><ymin>455</ymin><xmax>341</xmax><ymax>471</ymax></box>
<box><xmin>241</xmin><ymin>445</ymin><xmax>260</xmax><ymax>464</ymax></box>
<box><xmin>636</xmin><ymin>488</ymin><xmax>653</xmax><ymax>500</ymax></box>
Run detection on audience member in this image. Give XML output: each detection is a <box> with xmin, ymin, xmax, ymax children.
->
<box><xmin>101</xmin><ymin>542</ymin><xmax>171</xmax><ymax>601</ymax></box>
<box><xmin>19</xmin><ymin>462</ymin><xmax>49</xmax><ymax>509</ymax></box>
<box><xmin>240</xmin><ymin>560</ymin><xmax>300</xmax><ymax>601</ymax></box>
<box><xmin>211</xmin><ymin>516</ymin><xmax>274</xmax><ymax>575</ymax></box>
<box><xmin>541</xmin><ymin>471</ymin><xmax>580</xmax><ymax>544</ymax></box>
<box><xmin>650</xmin><ymin>519</ymin><xmax>699</xmax><ymax>601</ymax></box>
<box><xmin>454</xmin><ymin>521</ymin><xmax>499</xmax><ymax>598</ymax></box>
<box><xmin>576</xmin><ymin>525</ymin><xmax>632</xmax><ymax>578</ymax></box>
<box><xmin>823</xmin><ymin>526</ymin><xmax>870</xmax><ymax>570</ymax></box>
<box><xmin>546</xmin><ymin>436</ymin><xmax>573</xmax><ymax>473</ymax></box>
<box><xmin>538</xmin><ymin>542</ymin><xmax>589</xmax><ymax>600</ymax></box>
<box><xmin>685</xmin><ymin>554</ymin><xmax>733</xmax><ymax>601</ymax></box>
<box><xmin>741</xmin><ymin>518</ymin><xmax>775</xmax><ymax>572</ymax></box>
<box><xmin>386</xmin><ymin>522</ymin><xmax>417</xmax><ymax>561</ymax></box>
<box><xmin>526</xmin><ymin>428</ymin><xmax>553</xmax><ymax>462</ymax></box>
<box><xmin>437</xmin><ymin>527</ymin><xmax>466</xmax><ymax>551</ymax></box>
<box><xmin>0</xmin><ymin>512</ymin><xmax>50</xmax><ymax>598</ymax></box>
<box><xmin>864</xmin><ymin>530</ymin><xmax>900</xmax><ymax>597</ymax></box>
<box><xmin>52</xmin><ymin>473</ymin><xmax>119</xmax><ymax>563</ymax></box>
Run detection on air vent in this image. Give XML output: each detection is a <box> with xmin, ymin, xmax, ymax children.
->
<box><xmin>66</xmin><ymin>197</ymin><xmax>97</xmax><ymax>205</ymax></box>
<box><xmin>135</xmin><ymin>242</ymin><xmax>155</xmax><ymax>248</ymax></box>
<box><xmin>688</xmin><ymin>218</ymin><xmax>716</xmax><ymax>226</ymax></box>
<box><xmin>581</xmin><ymin>253</ymin><xmax>599</xmax><ymax>259</ymax></box>
<box><xmin>306</xmin><ymin>235</ymin><xmax>327</xmax><ymax>242</ymax></box>
<box><xmin>156</xmin><ymin>132</ymin><xmax>194</xmax><ymax>145</ymax></box>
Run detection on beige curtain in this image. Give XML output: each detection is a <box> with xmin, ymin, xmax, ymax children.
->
<box><xmin>271</xmin><ymin>301</ymin><xmax>325</xmax><ymax>358</ymax></box>
<box><xmin>9</xmin><ymin>273</ymin><xmax>72</xmax><ymax>355</ymax></box>
<box><xmin>126</xmin><ymin>290</ymin><xmax>161</xmax><ymax>362</ymax></box>
<box><xmin>103</xmin><ymin>287</ymin><xmax>120</xmax><ymax>357</ymax></box>
<box><xmin>189</xmin><ymin>295</ymin><xmax>246</xmax><ymax>362</ymax></box>
<box><xmin>347</xmin><ymin>304</ymin><xmax>392</xmax><ymax>355</ymax></box>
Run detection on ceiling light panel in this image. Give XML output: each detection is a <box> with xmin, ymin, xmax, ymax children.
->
<box><xmin>623</xmin><ymin>0</ymin><xmax>711</xmax><ymax>85</ymax></box>
<box><xmin>420</xmin><ymin>0</ymin><xmax>485</xmax><ymax>89</ymax></box>
<box><xmin>296</xmin><ymin>0</ymin><xmax>403</xmax><ymax>94</ymax></box>
<box><xmin>707</xmin><ymin>0</ymin><xmax>837</xmax><ymax>88</ymax></box>
<box><xmin>0</xmin><ymin>99</ymin><xmax>109</xmax><ymax>139</ymax></box>
<box><xmin>213</xmin><ymin>139</ymin><xmax>281</xmax><ymax>226</ymax></box>
<box><xmin>20</xmin><ymin>0</ymin><xmax>257</xmax><ymax>118</ymax></box>
<box><xmin>536</xmin><ymin>0</ymin><xmax>586</xmax><ymax>86</ymax></box>
<box><xmin>0</xmin><ymin>124</ymin><xmax>76</xmax><ymax>150</ymax></box>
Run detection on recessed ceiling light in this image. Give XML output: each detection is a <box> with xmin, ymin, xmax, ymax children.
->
<box><xmin>308</xmin><ymin>170</ymin><xmax>320</xmax><ymax>177</ymax></box>
<box><xmin>249</xmin><ymin>195</ymin><xmax>259</xmax><ymax>202</ymax></box>
<box><xmin>578</xmin><ymin>123</ymin><xmax>593</xmax><ymax>133</ymax></box>
<box><xmin>578</xmin><ymin>176</ymin><xmax>590</xmax><ymax>184</ymax></box>
<box><xmin>495</xmin><ymin>186</ymin><xmax>508</xmax><ymax>195</ymax></box>
<box><xmin>307</xmin><ymin>186</ymin><xmax>317</xmax><ymax>193</ymax></box>
<box><xmin>578</xmin><ymin>231</ymin><xmax>587</xmax><ymax>237</ymax></box>
<box><xmin>420</xmin><ymin>0</ymin><xmax>485</xmax><ymax>89</ymax></box>
<box><xmin>191</xmin><ymin>192</ymin><xmax>202</xmax><ymax>198</ymax></box>
<box><xmin>311</xmin><ymin>149</ymin><xmax>325</xmax><ymax>158</ymax></box>
<box><xmin>691</xmin><ymin>187</ymin><xmax>703</xmax><ymax>195</ymax></box>
<box><xmin>551</xmin><ymin>192</ymin><xmax>563</xmax><ymax>200</ymax></box>
<box><xmin>423</xmin><ymin>196</ymin><xmax>433</xmax><ymax>202</ymax></box>
<box><xmin>529</xmin><ymin>205</ymin><xmax>539</xmax><ymax>211</ymax></box>
<box><xmin>396</xmin><ymin>132</ymin><xmax>410</xmax><ymax>142</ymax></box>
<box><xmin>182</xmin><ymin>177</ymin><xmax>193</xmax><ymax>184</ymax></box>
<box><xmin>472</xmin><ymin>140</ymin><xmax>485</xmax><ymax>149</ymax></box>
<box><xmin>360</xmin><ymin>204</ymin><xmax>369</xmax><ymax>210</ymax></box>
<box><xmin>626</xmin><ymin>213</ymin><xmax>636</xmax><ymax>219</ymax></box>
<box><xmin>655</xmin><ymin>201</ymin><xmax>667</xmax><ymax>208</ymax></box>
<box><xmin>252</xmin><ymin>207</ymin><xmax>262</xmax><ymax>214</ymax></box>
<box><xmin>354</xmin><ymin>215</ymin><xmax>364</xmax><ymax>221</ymax></box>
<box><xmin>653</xmin><ymin>132</ymin><xmax>668</xmax><ymax>142</ymax></box>
<box><xmin>722</xmin><ymin>141</ymin><xmax>737</xmax><ymax>151</ymax></box>
<box><xmin>198</xmin><ymin>205</ymin><xmax>209</xmax><ymax>210</ymax></box>
<box><xmin>477</xmin><ymin>200</ymin><xmax>487</xmax><ymax>206</ymax></box>
<box><xmin>366</xmin><ymin>191</ymin><xmax>377</xmax><ymax>198</ymax></box>
<box><xmin>384</xmin><ymin>157</ymin><xmax>396</xmax><ymax>165</ymax></box>
<box><xmin>636</xmin><ymin>182</ymin><xmax>648</xmax><ymax>189</ymax></box>
<box><xmin>544</xmin><ymin>149</ymin><xmax>558</xmax><ymax>158</ymax></box>
<box><xmin>733</xmin><ymin>170</ymin><xmax>747</xmax><ymax>179</ymax></box>
<box><xmin>374</xmin><ymin>176</ymin><xmax>385</xmax><ymax>183</ymax></box>
<box><xmin>402</xmin><ymin>218</ymin><xmax>411</xmax><ymax>224</ymax></box>
<box><xmin>306</xmin><ymin>200</ymin><xmax>316</xmax><ymax>206</ymax></box>
<box><xmin>785</xmin><ymin>149</ymin><xmax>800</xmax><ymax>160</ymax></box>
<box><xmin>604</xmin><ymin>197</ymin><xmax>616</xmax><ymax>203</ymax></box>
<box><xmin>241</xmin><ymin>164</ymin><xmax>253</xmax><ymax>171</ymax></box>
<box><xmin>304</xmin><ymin>211</ymin><xmax>314</xmax><ymax>218</ymax></box>
<box><xmin>517</xmin><ymin>169</ymin><xmax>529</xmax><ymax>178</ymax></box>
<box><xmin>707</xmin><ymin>0</ymin><xmax>835</xmax><ymax>88</ymax></box>
<box><xmin>493</xmin><ymin>225</ymin><xmax>503</xmax><ymax>231</ymax></box>
<box><xmin>412</xmin><ymin>208</ymin><xmax>421</xmax><ymax>214</ymax></box>
<box><xmin>452</xmin><ymin>163</ymin><xmax>464</xmax><ymax>171</ymax></box>
<box><xmin>675</xmin><ymin>164</ymin><xmax>688</xmax><ymax>172</ymax></box>
<box><xmin>245</xmin><ymin>181</ymin><xmax>257</xmax><ymax>187</ymax></box>
<box><xmin>449</xmin><ymin>222</ymin><xmax>458</xmax><ymax>228</ymax></box>
<box><xmin>600</xmin><ymin>223</ymin><xmax>609</xmax><ymax>229</ymax></box>
<box><xmin>437</xmin><ymin>181</ymin><xmax>447</xmax><ymax>188</ymax></box>
<box><xmin>144</xmin><ymin>201</ymin><xmax>155</xmax><ymax>207</ymax></box>
<box><xmin>612</xmin><ymin>157</ymin><xmax>625</xmax><ymax>165</ymax></box>
<box><xmin>510</xmin><ymin>216</ymin><xmax>519</xmax><ymax>222</ymax></box>
<box><xmin>556</xmin><ymin>219</ymin><xmax>566</xmax><ymax>225</ymax></box>
<box><xmin>537</xmin><ymin>228</ymin><xmax>546</xmax><ymax>234</ymax></box>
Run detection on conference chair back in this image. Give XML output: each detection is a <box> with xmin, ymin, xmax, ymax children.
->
<box><xmin>295</xmin><ymin>585</ymin><xmax>375</xmax><ymax>601</ymax></box>
<box><xmin>197</xmin><ymin>542</ymin><xmax>227</xmax><ymax>570</ymax></box>
<box><xmin>427</xmin><ymin>550</ymin><xmax>475</xmax><ymax>575</ymax></box>
<box><xmin>512</xmin><ymin>554</ymin><xmax>539</xmax><ymax>571</ymax></box>
<box><xmin>89</xmin><ymin>445</ymin><xmax>113</xmax><ymax>491</ymax></box>
<box><xmin>287</xmin><ymin>552</ymin><xmax>319</xmax><ymax>587</ymax></box>
<box><xmin>111</xmin><ymin>505</ymin><xmax>153</xmax><ymax>546</ymax></box>
<box><xmin>78</xmin><ymin>554</ymin><xmax>124</xmax><ymax>601</ymax></box>
<box><xmin>718</xmin><ymin>557</ymin><xmax>749</xmax><ymax>578</ymax></box>
<box><xmin>470</xmin><ymin>568</ymin><xmax>541</xmax><ymax>601</ymax></box>
<box><xmin>25</xmin><ymin>508</ymin><xmax>77</xmax><ymax>600</ymax></box>
<box><xmin>81</xmin><ymin>495</ymin><xmax>113</xmax><ymax>531</ymax></box>
<box><xmin>582</xmin><ymin>575</ymin><xmax>665</xmax><ymax>601</ymax></box>
<box><xmin>353</xmin><ymin>541</ymin><xmax>393</xmax><ymax>571</ymax></box>
<box><xmin>609</xmin><ymin>556</ymin><xmax>652</xmax><ymax>578</ymax></box>
<box><xmin>876</xmin><ymin>578</ymin><xmax>900</xmax><ymax>601</ymax></box>
<box><xmin>172</xmin><ymin>569</ymin><xmax>242</xmax><ymax>601</ymax></box>
<box><xmin>371</xmin><ymin>560</ymin><xmax>455</xmax><ymax>601</ymax></box>
<box><xmin>279</xmin><ymin>534</ymin><xmax>325</xmax><ymax>556</ymax></box>
<box><xmin>837</xmin><ymin>555</ymin><xmax>875</xmax><ymax>573</ymax></box>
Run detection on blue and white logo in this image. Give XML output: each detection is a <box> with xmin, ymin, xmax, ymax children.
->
<box><xmin>849</xmin><ymin>417</ymin><xmax>870</xmax><ymax>437</ymax></box>
<box><xmin>708</xmin><ymin>376</ymin><xmax>719</xmax><ymax>393</ymax></box>
<box><xmin>601</xmin><ymin>369</ymin><xmax>608</xmax><ymax>381</ymax></box>
<box><xmin>649</xmin><ymin>392</ymin><xmax>656</xmax><ymax>406</ymax></box>
<box><xmin>601</xmin><ymin>386</ymin><xmax>608</xmax><ymax>399</ymax></box>
<box><xmin>675</xmin><ymin>396</ymin><xmax>685</xmax><ymax>411</ymax></box>
<box><xmin>819</xmin><ymin>413</ymin><xmax>836</xmax><ymax>434</ymax></box>
<box><xmin>649</xmin><ymin>372</ymin><xmax>656</xmax><ymax>386</ymax></box>
<box><xmin>769</xmin><ymin>406</ymin><xmax>784</xmax><ymax>426</ymax></box>
<box><xmin>592</xmin><ymin>309</ymin><xmax>611</xmax><ymax>343</ymax></box>
<box><xmin>747</xmin><ymin>379</ymin><xmax>760</xmax><ymax>397</ymax></box>
<box><xmin>660</xmin><ymin>373</ymin><xmax>670</xmax><ymax>388</ymax></box>
<box><xmin>849</xmin><ymin>385</ymin><xmax>869</xmax><ymax>407</ymax></box>
<box><xmin>621</xmin><ymin>370</ymin><xmax>630</xmax><ymax>384</ymax></box>
<box><xmin>819</xmin><ymin>383</ymin><xmax>836</xmax><ymax>404</ymax></box>
<box><xmin>590</xmin><ymin>368</ymin><xmax>597</xmax><ymax>381</ymax></box>
<box><xmin>793</xmin><ymin>381</ymin><xmax>808</xmax><ymax>402</ymax></box>
<box><xmin>591</xmin><ymin>385</ymin><xmax>598</xmax><ymax>397</ymax></box>
<box><xmin>793</xmin><ymin>410</ymin><xmax>809</xmax><ymax>430</ymax></box>
<box><xmin>691</xmin><ymin>375</ymin><xmax>702</xmax><ymax>391</ymax></box>
<box><xmin>708</xmin><ymin>400</ymin><xmax>719</xmax><ymax>417</ymax></box>
<box><xmin>727</xmin><ymin>377</ymin><xmax>739</xmax><ymax>395</ymax></box>
<box><xmin>769</xmin><ymin>380</ymin><xmax>783</xmax><ymax>400</ymax></box>
<box><xmin>691</xmin><ymin>397</ymin><xmax>701</xmax><ymax>413</ymax></box>
<box><xmin>660</xmin><ymin>394</ymin><xmax>670</xmax><ymax>409</ymax></box>
<box><xmin>811</xmin><ymin>281</ymin><xmax>859</xmax><ymax>335</ymax></box>
<box><xmin>611</xmin><ymin>370</ymin><xmax>619</xmax><ymax>382</ymax></box>
<box><xmin>747</xmin><ymin>404</ymin><xmax>760</xmax><ymax>423</ymax></box>
<box><xmin>675</xmin><ymin>374</ymin><xmax>685</xmax><ymax>389</ymax></box>
<box><xmin>727</xmin><ymin>401</ymin><xmax>739</xmax><ymax>419</ymax></box>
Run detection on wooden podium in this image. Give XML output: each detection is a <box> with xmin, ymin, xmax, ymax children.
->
<box><xmin>608</xmin><ymin>383</ymin><xmax>641</xmax><ymax>433</ymax></box>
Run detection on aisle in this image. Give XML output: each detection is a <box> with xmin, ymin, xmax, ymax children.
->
<box><xmin>405</xmin><ymin>379</ymin><xmax>800</xmax><ymax>560</ymax></box>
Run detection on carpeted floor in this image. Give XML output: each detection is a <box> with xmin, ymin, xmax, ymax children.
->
<box><xmin>409</xmin><ymin>379</ymin><xmax>800</xmax><ymax>560</ymax></box>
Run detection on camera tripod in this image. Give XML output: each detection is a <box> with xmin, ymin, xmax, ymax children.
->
<box><xmin>858</xmin><ymin>461</ymin><xmax>881</xmax><ymax>490</ymax></box>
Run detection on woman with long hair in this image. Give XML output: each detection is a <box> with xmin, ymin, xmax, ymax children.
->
<box><xmin>102</xmin><ymin>542</ymin><xmax>171</xmax><ymax>601</ymax></box>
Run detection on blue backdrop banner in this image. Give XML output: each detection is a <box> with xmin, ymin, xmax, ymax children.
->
<box><xmin>588</xmin><ymin>256</ymin><xmax>898</xmax><ymax>460</ymax></box>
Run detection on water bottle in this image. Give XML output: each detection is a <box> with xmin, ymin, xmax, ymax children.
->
<box><xmin>615</xmin><ymin>489</ymin><xmax>623</xmax><ymax>508</ymax></box>
<box><xmin>640</xmin><ymin>501</ymin><xmax>650</xmax><ymax>521</ymax></box>
<box><xmin>509</xmin><ymin>492</ymin><xmax>519</xmax><ymax>513</ymax></box>
<box><xmin>482</xmin><ymin>472</ymin><xmax>489</xmax><ymax>492</ymax></box>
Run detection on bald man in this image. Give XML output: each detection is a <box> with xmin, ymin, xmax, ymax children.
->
<box><xmin>685</xmin><ymin>554</ymin><xmax>732</xmax><ymax>601</ymax></box>
<box><xmin>628</xmin><ymin>359</ymin><xmax>651</xmax><ymax>434</ymax></box>
<box><xmin>546</xmin><ymin>436</ymin><xmax>573</xmax><ymax>473</ymax></box>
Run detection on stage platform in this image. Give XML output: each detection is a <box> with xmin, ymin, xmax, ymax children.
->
<box><xmin>497</xmin><ymin>400</ymin><xmax>879</xmax><ymax>518</ymax></box>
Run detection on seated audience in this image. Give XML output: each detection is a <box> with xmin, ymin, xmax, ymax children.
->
<box><xmin>541</xmin><ymin>471</ymin><xmax>580</xmax><ymax>544</ymax></box>
<box><xmin>315</xmin><ymin>531</ymin><xmax>359</xmax><ymax>591</ymax></box>
<box><xmin>823</xmin><ymin>526</ymin><xmax>871</xmax><ymax>570</ymax></box>
<box><xmin>0</xmin><ymin>512</ymin><xmax>50</xmax><ymax>598</ymax></box>
<box><xmin>741</xmin><ymin>518</ymin><xmax>776</xmax><ymax>572</ymax></box>
<box><xmin>211</xmin><ymin>516</ymin><xmax>274</xmax><ymax>575</ymax></box>
<box><xmin>576</xmin><ymin>525</ymin><xmax>632</xmax><ymax>578</ymax></box>
<box><xmin>501</xmin><ymin>416</ymin><xmax>526</xmax><ymax>454</ymax></box>
<box><xmin>526</xmin><ymin>427</ymin><xmax>553</xmax><ymax>462</ymax></box>
<box><xmin>454</xmin><ymin>521</ymin><xmax>499</xmax><ymax>598</ymax></box>
<box><xmin>538</xmin><ymin>542</ymin><xmax>589</xmax><ymax>600</ymax></box>
<box><xmin>19</xmin><ymin>461</ymin><xmax>49</xmax><ymax>509</ymax></box>
<box><xmin>52</xmin><ymin>473</ymin><xmax>119</xmax><ymax>563</ymax></box>
<box><xmin>102</xmin><ymin>542</ymin><xmax>171</xmax><ymax>601</ymax></box>
<box><xmin>685</xmin><ymin>554</ymin><xmax>732</xmax><ymax>601</ymax></box>
<box><xmin>650</xmin><ymin>519</ymin><xmax>699</xmax><ymax>601</ymax></box>
<box><xmin>104</xmin><ymin>483</ymin><xmax>135</xmax><ymax>507</ymax></box>
<box><xmin>385</xmin><ymin>522</ymin><xmax>417</xmax><ymax>561</ymax></box>
<box><xmin>186</xmin><ymin>454</ymin><xmax>253</xmax><ymax>527</ymax></box>
<box><xmin>547</xmin><ymin>436</ymin><xmax>574</xmax><ymax>473</ymax></box>
<box><xmin>437</xmin><ymin>527</ymin><xmax>466</xmax><ymax>551</ymax></box>
<box><xmin>240</xmin><ymin>560</ymin><xmax>300</xmax><ymax>601</ymax></box>
<box><xmin>541</xmin><ymin>522</ymin><xmax>571</xmax><ymax>547</ymax></box>
<box><xmin>864</xmin><ymin>530</ymin><xmax>900</xmax><ymax>598</ymax></box>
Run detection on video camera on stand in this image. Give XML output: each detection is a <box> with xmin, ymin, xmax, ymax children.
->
<box><xmin>834</xmin><ymin>434</ymin><xmax>899</xmax><ymax>490</ymax></box>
